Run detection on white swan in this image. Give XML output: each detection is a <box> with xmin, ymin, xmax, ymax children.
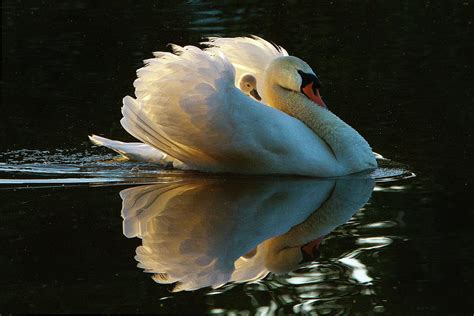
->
<box><xmin>120</xmin><ymin>177</ymin><xmax>375</xmax><ymax>291</ymax></box>
<box><xmin>90</xmin><ymin>36</ymin><xmax>377</xmax><ymax>177</ymax></box>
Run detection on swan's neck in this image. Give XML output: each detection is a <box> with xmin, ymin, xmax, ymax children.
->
<box><xmin>265</xmin><ymin>85</ymin><xmax>376</xmax><ymax>172</ymax></box>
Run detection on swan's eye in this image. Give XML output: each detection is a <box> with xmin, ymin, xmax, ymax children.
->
<box><xmin>297</xmin><ymin>70</ymin><xmax>322</xmax><ymax>91</ymax></box>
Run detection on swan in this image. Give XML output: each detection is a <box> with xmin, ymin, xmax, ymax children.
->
<box><xmin>238</xmin><ymin>73</ymin><xmax>261</xmax><ymax>101</ymax></box>
<box><xmin>120</xmin><ymin>176</ymin><xmax>375</xmax><ymax>291</ymax></box>
<box><xmin>90</xmin><ymin>36</ymin><xmax>377</xmax><ymax>177</ymax></box>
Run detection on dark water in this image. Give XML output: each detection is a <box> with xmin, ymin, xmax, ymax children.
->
<box><xmin>1</xmin><ymin>0</ymin><xmax>473</xmax><ymax>314</ymax></box>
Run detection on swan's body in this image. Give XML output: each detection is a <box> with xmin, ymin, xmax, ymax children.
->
<box><xmin>90</xmin><ymin>36</ymin><xmax>377</xmax><ymax>176</ymax></box>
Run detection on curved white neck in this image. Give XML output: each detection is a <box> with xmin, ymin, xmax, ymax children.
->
<box><xmin>264</xmin><ymin>84</ymin><xmax>376</xmax><ymax>173</ymax></box>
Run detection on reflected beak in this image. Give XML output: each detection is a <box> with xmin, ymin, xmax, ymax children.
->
<box><xmin>250</xmin><ymin>89</ymin><xmax>261</xmax><ymax>101</ymax></box>
<box><xmin>302</xmin><ymin>82</ymin><xmax>327</xmax><ymax>108</ymax></box>
<box><xmin>300</xmin><ymin>236</ymin><xmax>323</xmax><ymax>263</ymax></box>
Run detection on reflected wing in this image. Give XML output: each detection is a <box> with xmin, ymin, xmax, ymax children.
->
<box><xmin>120</xmin><ymin>182</ymin><xmax>253</xmax><ymax>291</ymax></box>
<box><xmin>203</xmin><ymin>36</ymin><xmax>289</xmax><ymax>99</ymax></box>
<box><xmin>119</xmin><ymin>178</ymin><xmax>336</xmax><ymax>291</ymax></box>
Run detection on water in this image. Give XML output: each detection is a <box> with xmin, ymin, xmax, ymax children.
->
<box><xmin>1</xmin><ymin>1</ymin><xmax>473</xmax><ymax>314</ymax></box>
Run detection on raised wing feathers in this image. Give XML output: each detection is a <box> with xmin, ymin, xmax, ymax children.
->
<box><xmin>203</xmin><ymin>36</ymin><xmax>289</xmax><ymax>95</ymax></box>
<box><xmin>121</xmin><ymin>45</ymin><xmax>254</xmax><ymax>170</ymax></box>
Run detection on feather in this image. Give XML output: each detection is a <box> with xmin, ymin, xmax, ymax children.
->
<box><xmin>202</xmin><ymin>36</ymin><xmax>289</xmax><ymax>99</ymax></box>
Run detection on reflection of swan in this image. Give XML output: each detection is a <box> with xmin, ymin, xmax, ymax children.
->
<box><xmin>120</xmin><ymin>176</ymin><xmax>374</xmax><ymax>291</ymax></box>
<box><xmin>90</xmin><ymin>36</ymin><xmax>376</xmax><ymax>177</ymax></box>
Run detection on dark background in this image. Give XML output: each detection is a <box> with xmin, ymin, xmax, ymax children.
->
<box><xmin>1</xmin><ymin>0</ymin><xmax>473</xmax><ymax>314</ymax></box>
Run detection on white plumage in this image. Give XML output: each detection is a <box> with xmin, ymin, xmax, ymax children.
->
<box><xmin>203</xmin><ymin>36</ymin><xmax>288</xmax><ymax>100</ymax></box>
<box><xmin>90</xmin><ymin>36</ymin><xmax>377</xmax><ymax>176</ymax></box>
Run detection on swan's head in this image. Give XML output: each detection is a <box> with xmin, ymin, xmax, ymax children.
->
<box><xmin>239</xmin><ymin>73</ymin><xmax>261</xmax><ymax>101</ymax></box>
<box><xmin>264</xmin><ymin>56</ymin><xmax>327</xmax><ymax>108</ymax></box>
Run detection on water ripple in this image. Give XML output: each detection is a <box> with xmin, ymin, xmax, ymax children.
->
<box><xmin>0</xmin><ymin>149</ymin><xmax>414</xmax><ymax>188</ymax></box>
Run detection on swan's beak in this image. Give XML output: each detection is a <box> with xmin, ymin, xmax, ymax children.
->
<box><xmin>302</xmin><ymin>82</ymin><xmax>327</xmax><ymax>108</ymax></box>
<box><xmin>300</xmin><ymin>236</ymin><xmax>323</xmax><ymax>263</ymax></box>
<box><xmin>250</xmin><ymin>88</ymin><xmax>262</xmax><ymax>101</ymax></box>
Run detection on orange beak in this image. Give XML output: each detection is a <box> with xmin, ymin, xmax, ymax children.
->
<box><xmin>302</xmin><ymin>82</ymin><xmax>327</xmax><ymax>108</ymax></box>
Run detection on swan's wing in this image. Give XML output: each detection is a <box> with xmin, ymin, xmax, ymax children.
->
<box><xmin>88</xmin><ymin>134</ymin><xmax>175</xmax><ymax>165</ymax></box>
<box><xmin>203</xmin><ymin>36</ymin><xmax>289</xmax><ymax>95</ymax></box>
<box><xmin>121</xmin><ymin>45</ymin><xmax>237</xmax><ymax>169</ymax></box>
<box><xmin>122</xmin><ymin>44</ymin><xmax>334</xmax><ymax>174</ymax></box>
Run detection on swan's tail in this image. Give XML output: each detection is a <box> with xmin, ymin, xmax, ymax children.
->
<box><xmin>88</xmin><ymin>134</ymin><xmax>175</xmax><ymax>165</ymax></box>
